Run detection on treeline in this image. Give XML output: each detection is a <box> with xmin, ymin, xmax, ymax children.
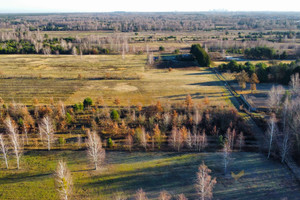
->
<box><xmin>1</xmin><ymin>12</ymin><xmax>300</xmax><ymax>32</ymax></box>
<box><xmin>244</xmin><ymin>46</ymin><xmax>288</xmax><ymax>60</ymax></box>
<box><xmin>218</xmin><ymin>59</ymin><xmax>300</xmax><ymax>84</ymax></box>
<box><xmin>0</xmin><ymin>38</ymin><xmax>110</xmax><ymax>55</ymax></box>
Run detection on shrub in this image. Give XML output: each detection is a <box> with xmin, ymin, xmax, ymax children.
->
<box><xmin>73</xmin><ymin>103</ymin><xmax>84</xmax><ymax>111</ymax></box>
<box><xmin>83</xmin><ymin>97</ymin><xmax>93</xmax><ymax>108</ymax></box>
<box><xmin>58</xmin><ymin>137</ymin><xmax>66</xmax><ymax>146</ymax></box>
<box><xmin>107</xmin><ymin>138</ymin><xmax>113</xmax><ymax>148</ymax></box>
<box><xmin>66</xmin><ymin>112</ymin><xmax>72</xmax><ymax>123</ymax></box>
<box><xmin>110</xmin><ymin>109</ymin><xmax>120</xmax><ymax>121</ymax></box>
<box><xmin>159</xmin><ymin>46</ymin><xmax>165</xmax><ymax>51</ymax></box>
<box><xmin>173</xmin><ymin>49</ymin><xmax>180</xmax><ymax>54</ymax></box>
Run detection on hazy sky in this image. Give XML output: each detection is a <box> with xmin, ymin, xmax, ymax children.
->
<box><xmin>1</xmin><ymin>0</ymin><xmax>300</xmax><ymax>13</ymax></box>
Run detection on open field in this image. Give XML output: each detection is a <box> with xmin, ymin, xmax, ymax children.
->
<box><xmin>0</xmin><ymin>55</ymin><xmax>231</xmax><ymax>106</ymax></box>
<box><xmin>0</xmin><ymin>151</ymin><xmax>299</xmax><ymax>200</ymax></box>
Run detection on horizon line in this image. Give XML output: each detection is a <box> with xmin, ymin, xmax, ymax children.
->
<box><xmin>1</xmin><ymin>10</ymin><xmax>300</xmax><ymax>14</ymax></box>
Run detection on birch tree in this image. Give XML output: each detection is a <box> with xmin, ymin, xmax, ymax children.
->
<box><xmin>195</xmin><ymin>161</ymin><xmax>217</xmax><ymax>200</ymax></box>
<box><xmin>177</xmin><ymin>194</ymin><xmax>188</xmax><ymax>200</ymax></box>
<box><xmin>125</xmin><ymin>134</ymin><xmax>133</xmax><ymax>152</ymax></box>
<box><xmin>268</xmin><ymin>85</ymin><xmax>284</xmax><ymax>112</ymax></box>
<box><xmin>280</xmin><ymin>127</ymin><xmax>291</xmax><ymax>163</ymax></box>
<box><xmin>5</xmin><ymin>117</ymin><xmax>23</xmax><ymax>169</ymax></box>
<box><xmin>39</xmin><ymin>115</ymin><xmax>55</xmax><ymax>151</ymax></box>
<box><xmin>86</xmin><ymin>130</ymin><xmax>106</xmax><ymax>170</ymax></box>
<box><xmin>223</xmin><ymin>141</ymin><xmax>231</xmax><ymax>176</ymax></box>
<box><xmin>54</xmin><ymin>160</ymin><xmax>73</xmax><ymax>200</ymax></box>
<box><xmin>267</xmin><ymin>113</ymin><xmax>278</xmax><ymax>159</ymax></box>
<box><xmin>0</xmin><ymin>134</ymin><xmax>9</xmax><ymax>169</ymax></box>
<box><xmin>235</xmin><ymin>132</ymin><xmax>245</xmax><ymax>151</ymax></box>
<box><xmin>135</xmin><ymin>189</ymin><xmax>148</xmax><ymax>200</ymax></box>
<box><xmin>158</xmin><ymin>190</ymin><xmax>172</xmax><ymax>200</ymax></box>
<box><xmin>140</xmin><ymin>128</ymin><xmax>148</xmax><ymax>151</ymax></box>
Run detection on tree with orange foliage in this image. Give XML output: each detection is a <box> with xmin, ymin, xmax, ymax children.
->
<box><xmin>153</xmin><ymin>124</ymin><xmax>163</xmax><ymax>149</ymax></box>
<box><xmin>136</xmin><ymin>103</ymin><xmax>143</xmax><ymax>112</ymax></box>
<box><xmin>114</xmin><ymin>98</ymin><xmax>121</xmax><ymax>107</ymax></box>
<box><xmin>204</xmin><ymin>96</ymin><xmax>210</xmax><ymax>105</ymax></box>
<box><xmin>155</xmin><ymin>101</ymin><xmax>163</xmax><ymax>113</ymax></box>
<box><xmin>185</xmin><ymin>94</ymin><xmax>193</xmax><ymax>109</ymax></box>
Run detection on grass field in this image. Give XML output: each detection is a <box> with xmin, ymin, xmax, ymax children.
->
<box><xmin>0</xmin><ymin>151</ymin><xmax>299</xmax><ymax>200</ymax></box>
<box><xmin>0</xmin><ymin>55</ymin><xmax>230</xmax><ymax>106</ymax></box>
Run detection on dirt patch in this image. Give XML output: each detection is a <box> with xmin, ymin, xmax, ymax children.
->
<box><xmin>113</xmin><ymin>83</ymin><xmax>138</xmax><ymax>92</ymax></box>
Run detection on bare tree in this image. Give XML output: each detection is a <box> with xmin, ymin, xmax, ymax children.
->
<box><xmin>268</xmin><ymin>85</ymin><xmax>284</xmax><ymax>112</ymax></box>
<box><xmin>177</xmin><ymin>194</ymin><xmax>188</xmax><ymax>200</ymax></box>
<box><xmin>159</xmin><ymin>190</ymin><xmax>172</xmax><ymax>200</ymax></box>
<box><xmin>140</xmin><ymin>128</ymin><xmax>148</xmax><ymax>151</ymax></box>
<box><xmin>280</xmin><ymin>98</ymin><xmax>291</xmax><ymax>163</ymax></box>
<box><xmin>280</xmin><ymin>127</ymin><xmax>291</xmax><ymax>163</ymax></box>
<box><xmin>125</xmin><ymin>134</ymin><xmax>133</xmax><ymax>152</ymax></box>
<box><xmin>54</xmin><ymin>160</ymin><xmax>73</xmax><ymax>200</ymax></box>
<box><xmin>39</xmin><ymin>115</ymin><xmax>55</xmax><ymax>151</ymax></box>
<box><xmin>135</xmin><ymin>189</ymin><xmax>148</xmax><ymax>200</ymax></box>
<box><xmin>185</xmin><ymin>130</ymin><xmax>192</xmax><ymax>149</ymax></box>
<box><xmin>195</xmin><ymin>161</ymin><xmax>217</xmax><ymax>200</ymax></box>
<box><xmin>223</xmin><ymin>141</ymin><xmax>231</xmax><ymax>176</ymax></box>
<box><xmin>22</xmin><ymin>121</ymin><xmax>29</xmax><ymax>145</ymax></box>
<box><xmin>5</xmin><ymin>117</ymin><xmax>23</xmax><ymax>169</ymax></box>
<box><xmin>43</xmin><ymin>46</ymin><xmax>51</xmax><ymax>56</ymax></box>
<box><xmin>86</xmin><ymin>130</ymin><xmax>106</xmax><ymax>170</ymax></box>
<box><xmin>72</xmin><ymin>47</ymin><xmax>77</xmax><ymax>56</ymax></box>
<box><xmin>169</xmin><ymin>126</ymin><xmax>180</xmax><ymax>151</ymax></box>
<box><xmin>194</xmin><ymin>130</ymin><xmax>208</xmax><ymax>152</ymax></box>
<box><xmin>147</xmin><ymin>52</ymin><xmax>154</xmax><ymax>65</ymax></box>
<box><xmin>289</xmin><ymin>73</ymin><xmax>300</xmax><ymax>95</ymax></box>
<box><xmin>235</xmin><ymin>132</ymin><xmax>245</xmax><ymax>151</ymax></box>
<box><xmin>0</xmin><ymin>134</ymin><xmax>9</xmax><ymax>169</ymax></box>
<box><xmin>267</xmin><ymin>113</ymin><xmax>278</xmax><ymax>159</ymax></box>
<box><xmin>113</xmin><ymin>191</ymin><xmax>127</xmax><ymax>200</ymax></box>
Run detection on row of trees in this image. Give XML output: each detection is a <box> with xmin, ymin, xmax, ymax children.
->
<box><xmin>2</xmin><ymin>13</ymin><xmax>300</xmax><ymax>32</ymax></box>
<box><xmin>266</xmin><ymin>73</ymin><xmax>300</xmax><ymax>163</ymax></box>
<box><xmin>219</xmin><ymin>59</ymin><xmax>300</xmax><ymax>84</ymax></box>
<box><xmin>244</xmin><ymin>46</ymin><xmax>288</xmax><ymax>60</ymax></box>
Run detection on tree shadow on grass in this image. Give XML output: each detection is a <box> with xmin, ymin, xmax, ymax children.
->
<box><xmin>82</xmin><ymin>152</ymin><xmax>300</xmax><ymax>200</ymax></box>
<box><xmin>163</xmin><ymin>92</ymin><xmax>227</xmax><ymax>101</ymax></box>
<box><xmin>189</xmin><ymin>81</ymin><xmax>223</xmax><ymax>87</ymax></box>
<box><xmin>0</xmin><ymin>172</ymin><xmax>52</xmax><ymax>185</ymax></box>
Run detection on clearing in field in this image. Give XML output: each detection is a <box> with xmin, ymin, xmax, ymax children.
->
<box><xmin>0</xmin><ymin>151</ymin><xmax>299</xmax><ymax>200</ymax></box>
<box><xmin>0</xmin><ymin>55</ymin><xmax>230</xmax><ymax>106</ymax></box>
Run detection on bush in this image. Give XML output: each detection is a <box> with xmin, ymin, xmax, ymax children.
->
<box><xmin>107</xmin><ymin>138</ymin><xmax>113</xmax><ymax>148</ymax></box>
<box><xmin>110</xmin><ymin>109</ymin><xmax>120</xmax><ymax>121</ymax></box>
<box><xmin>173</xmin><ymin>49</ymin><xmax>180</xmax><ymax>54</ymax></box>
<box><xmin>66</xmin><ymin>112</ymin><xmax>72</xmax><ymax>123</ymax></box>
<box><xmin>73</xmin><ymin>103</ymin><xmax>84</xmax><ymax>111</ymax></box>
<box><xmin>83</xmin><ymin>97</ymin><xmax>93</xmax><ymax>108</ymax></box>
<box><xmin>159</xmin><ymin>46</ymin><xmax>165</xmax><ymax>51</ymax></box>
<box><xmin>58</xmin><ymin>137</ymin><xmax>66</xmax><ymax>146</ymax></box>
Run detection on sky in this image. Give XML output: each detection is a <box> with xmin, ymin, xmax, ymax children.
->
<box><xmin>0</xmin><ymin>0</ymin><xmax>300</xmax><ymax>13</ymax></box>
